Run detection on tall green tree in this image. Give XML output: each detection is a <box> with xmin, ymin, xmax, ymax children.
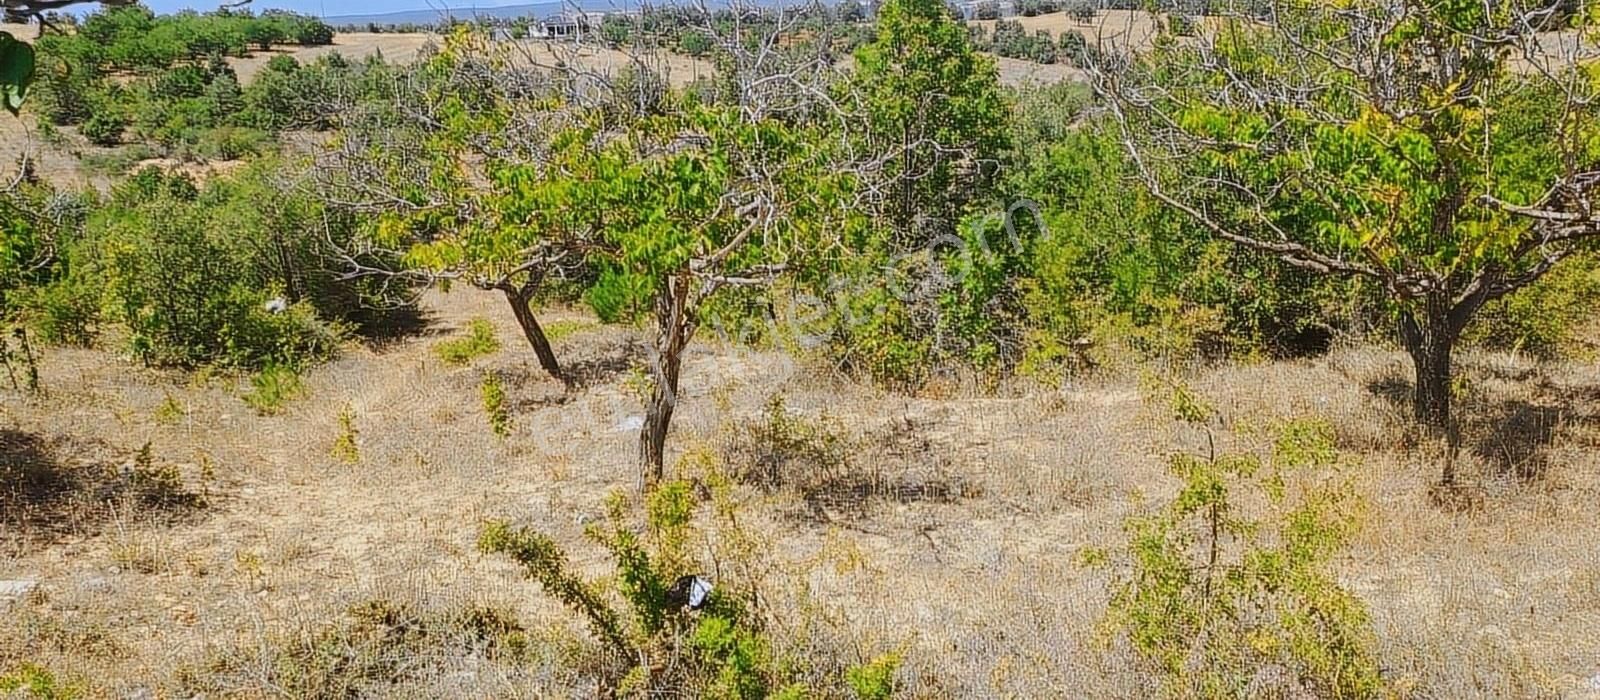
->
<box><xmin>851</xmin><ymin>0</ymin><xmax>1008</xmax><ymax>248</ymax></box>
<box><xmin>1098</xmin><ymin>2</ymin><xmax>1600</xmax><ymax>482</ymax></box>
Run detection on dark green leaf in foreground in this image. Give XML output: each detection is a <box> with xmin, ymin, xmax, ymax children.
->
<box><xmin>0</xmin><ymin>33</ymin><xmax>36</xmax><ymax>115</ymax></box>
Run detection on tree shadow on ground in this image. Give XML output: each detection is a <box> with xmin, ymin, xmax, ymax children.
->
<box><xmin>499</xmin><ymin>337</ymin><xmax>646</xmax><ymax>410</ymax></box>
<box><xmin>562</xmin><ymin>337</ymin><xmax>645</xmax><ymax>391</ymax></box>
<box><xmin>357</xmin><ymin>306</ymin><xmax>438</xmax><ymax>353</ymax></box>
<box><xmin>1</xmin><ymin>430</ymin><xmax>206</xmax><ymax>552</ymax></box>
<box><xmin>0</xmin><ymin>430</ymin><xmax>81</xmax><ymax>524</ymax></box>
<box><xmin>721</xmin><ymin>408</ymin><xmax>980</xmax><ymax>525</ymax></box>
<box><xmin>1365</xmin><ymin>374</ymin><xmax>1413</xmax><ymax>410</ymax></box>
<box><xmin>797</xmin><ymin>471</ymin><xmax>978</xmax><ymax>524</ymax></box>
<box><xmin>1362</xmin><ymin>362</ymin><xmax>1600</xmax><ymax>482</ymax></box>
<box><xmin>1464</xmin><ymin>400</ymin><xmax>1565</xmax><ymax>480</ymax></box>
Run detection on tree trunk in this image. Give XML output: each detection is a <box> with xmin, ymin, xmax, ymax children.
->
<box><xmin>1398</xmin><ymin>298</ymin><xmax>1465</xmax><ymax>485</ymax></box>
<box><xmin>1398</xmin><ymin>305</ymin><xmax>1456</xmax><ymax>432</ymax></box>
<box><xmin>502</xmin><ymin>287</ymin><xmax>565</xmax><ymax>383</ymax></box>
<box><xmin>640</xmin><ymin>275</ymin><xmax>694</xmax><ymax>489</ymax></box>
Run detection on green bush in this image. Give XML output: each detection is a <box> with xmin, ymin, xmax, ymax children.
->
<box><xmin>193</xmin><ymin>126</ymin><xmax>272</xmax><ymax>160</ymax></box>
<box><xmin>480</xmin><ymin>372</ymin><xmax>510</xmax><ymax>437</ymax></box>
<box><xmin>71</xmin><ymin>168</ymin><xmax>353</xmax><ymax>368</ymax></box>
<box><xmin>1064</xmin><ymin>0</ymin><xmax>1097</xmax><ymax>22</ymax></box>
<box><xmin>331</xmin><ymin>404</ymin><xmax>360</xmax><ymax>464</ymax></box>
<box><xmin>985</xmin><ymin>19</ymin><xmax>1060</xmax><ymax>63</ymax></box>
<box><xmin>95</xmin><ymin>195</ymin><xmax>344</xmax><ymax>367</ymax></box>
<box><xmin>1465</xmin><ymin>252</ymin><xmax>1600</xmax><ymax>358</ymax></box>
<box><xmin>36</xmin><ymin>163</ymin><xmax>410</xmax><ymax>369</ymax></box>
<box><xmin>678</xmin><ymin>30</ymin><xmax>713</xmax><ymax>57</ymax></box>
<box><xmin>479</xmin><ymin>483</ymin><xmax>791</xmax><ymax>698</ymax></box>
<box><xmin>0</xmin><ymin>191</ymin><xmax>59</xmax><ymax>319</ymax></box>
<box><xmin>0</xmin><ymin>663</ymin><xmax>84</xmax><ymax>699</ymax></box>
<box><xmin>1004</xmin><ymin>126</ymin><xmax>1354</xmax><ymax>376</ymax></box>
<box><xmin>28</xmin><ymin>39</ymin><xmax>97</xmax><ymax>125</ymax></box>
<box><xmin>80</xmin><ymin>109</ymin><xmax>127</xmax><ymax>146</ymax></box>
<box><xmin>836</xmin><ymin>288</ymin><xmax>933</xmax><ymax>389</ymax></box>
<box><xmin>1058</xmin><ymin>30</ymin><xmax>1100</xmax><ymax>68</ymax></box>
<box><xmin>1090</xmin><ymin>385</ymin><xmax>1386</xmax><ymax>699</ymax></box>
<box><xmin>21</xmin><ymin>277</ymin><xmax>99</xmax><ymax>346</ymax></box>
<box><xmin>2</xmin><ymin>186</ymin><xmax>95</xmax><ymax>344</ymax></box>
<box><xmin>722</xmin><ymin>394</ymin><xmax>852</xmax><ymax>492</ymax></box>
<box><xmin>480</xmin><ymin>480</ymin><xmax>906</xmax><ymax>697</ymax></box>
<box><xmin>243</xmin><ymin>363</ymin><xmax>306</xmax><ymax>415</ymax></box>
<box><xmin>1167</xmin><ymin>13</ymin><xmax>1198</xmax><ymax>36</ymax></box>
<box><xmin>845</xmin><ymin>652</ymin><xmax>901</xmax><ymax>700</ymax></box>
<box><xmin>434</xmin><ymin>317</ymin><xmax>500</xmax><ymax>365</ymax></box>
<box><xmin>29</xmin><ymin>9</ymin><xmax>342</xmax><ymax>151</ymax></box>
<box><xmin>78</xmin><ymin>143</ymin><xmax>161</xmax><ymax>177</ymax></box>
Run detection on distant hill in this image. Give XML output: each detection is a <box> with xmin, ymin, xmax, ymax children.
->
<box><xmin>325</xmin><ymin>0</ymin><xmax>796</xmax><ymax>26</ymax></box>
<box><xmin>325</xmin><ymin>2</ymin><xmax>606</xmax><ymax>26</ymax></box>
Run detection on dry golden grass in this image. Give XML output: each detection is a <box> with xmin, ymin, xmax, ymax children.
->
<box><xmin>970</xmin><ymin>8</ymin><xmax>1170</xmax><ymax>52</ymax></box>
<box><xmin>226</xmin><ymin>32</ymin><xmax>439</xmax><ymax>83</ymax></box>
<box><xmin>3</xmin><ymin>288</ymin><xmax>1600</xmax><ymax>696</ymax></box>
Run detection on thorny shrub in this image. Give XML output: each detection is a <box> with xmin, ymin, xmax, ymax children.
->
<box><xmin>1086</xmin><ymin>382</ymin><xmax>1386</xmax><ymax>699</ymax></box>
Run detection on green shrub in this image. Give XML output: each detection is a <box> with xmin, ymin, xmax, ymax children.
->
<box><xmin>154</xmin><ymin>393</ymin><xmax>185</xmax><ymax>424</ymax></box>
<box><xmin>1090</xmin><ymin>384</ymin><xmax>1386</xmax><ymax>699</ymax></box>
<box><xmin>80</xmin><ymin>109</ymin><xmax>126</xmax><ymax>146</ymax></box>
<box><xmin>69</xmin><ymin>166</ymin><xmax>384</xmax><ymax>369</ymax></box>
<box><xmin>95</xmin><ymin>180</ymin><xmax>260</xmax><ymax>365</ymax></box>
<box><xmin>1064</xmin><ymin>0</ymin><xmax>1096</xmax><ymax>22</ymax></box>
<box><xmin>543</xmin><ymin>318</ymin><xmax>597</xmax><ymax>342</ymax></box>
<box><xmin>124</xmin><ymin>440</ymin><xmax>206</xmax><ymax>510</ymax></box>
<box><xmin>1167</xmin><ymin>13</ymin><xmax>1198</xmax><ymax>36</ymax></box>
<box><xmin>479</xmin><ymin>481</ymin><xmax>918</xmax><ymax>697</ymax></box>
<box><xmin>678</xmin><ymin>30</ymin><xmax>713</xmax><ymax>56</ymax></box>
<box><xmin>1466</xmin><ymin>252</ymin><xmax>1600</xmax><ymax>358</ymax></box>
<box><xmin>478</xmin><ymin>482</ymin><xmax>801</xmax><ymax>698</ymax></box>
<box><xmin>21</xmin><ymin>277</ymin><xmax>99</xmax><ymax>347</ymax></box>
<box><xmin>243</xmin><ymin>364</ymin><xmax>305</xmax><ymax>415</ymax></box>
<box><xmin>480</xmin><ymin>372</ymin><xmax>510</xmax><ymax>437</ymax></box>
<box><xmin>331</xmin><ymin>404</ymin><xmax>360</xmax><ymax>464</ymax></box>
<box><xmin>194</xmin><ymin>126</ymin><xmax>273</xmax><ymax>160</ymax></box>
<box><xmin>434</xmin><ymin>318</ymin><xmax>500</xmax><ymax>365</ymax></box>
<box><xmin>1005</xmin><ymin>127</ymin><xmax>1353</xmax><ymax>376</ymax></box>
<box><xmin>829</xmin><ymin>282</ymin><xmax>932</xmax><ymax>390</ymax></box>
<box><xmin>845</xmin><ymin>652</ymin><xmax>901</xmax><ymax>700</ymax></box>
<box><xmin>0</xmin><ymin>663</ymin><xmax>84</xmax><ymax>699</ymax></box>
<box><xmin>78</xmin><ymin>143</ymin><xmax>160</xmax><ymax>177</ymax></box>
<box><xmin>722</xmin><ymin>394</ymin><xmax>852</xmax><ymax>492</ymax></box>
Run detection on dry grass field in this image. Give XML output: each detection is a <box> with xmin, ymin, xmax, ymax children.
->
<box><xmin>4</xmin><ymin>288</ymin><xmax>1600</xmax><ymax>697</ymax></box>
<box><xmin>971</xmin><ymin>8</ymin><xmax>1168</xmax><ymax>51</ymax></box>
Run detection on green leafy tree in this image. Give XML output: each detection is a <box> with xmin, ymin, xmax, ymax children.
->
<box><xmin>836</xmin><ymin>0</ymin><xmax>867</xmax><ymax>23</ymax></box>
<box><xmin>825</xmin><ymin>0</ymin><xmax>1010</xmax><ymax>387</ymax></box>
<box><xmin>851</xmin><ymin>0</ymin><xmax>1009</xmax><ymax>247</ymax></box>
<box><xmin>340</xmin><ymin>35</ymin><xmax>585</xmax><ymax>382</ymax></box>
<box><xmin>1098</xmin><ymin>2</ymin><xmax>1600</xmax><ymax>480</ymax></box>
<box><xmin>500</xmin><ymin>105</ymin><xmax>858</xmax><ymax>484</ymax></box>
<box><xmin>242</xmin><ymin>17</ymin><xmax>286</xmax><ymax>51</ymax></box>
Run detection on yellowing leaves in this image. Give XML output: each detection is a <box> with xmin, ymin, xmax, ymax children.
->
<box><xmin>401</xmin><ymin>239</ymin><xmax>467</xmax><ymax>272</ymax></box>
